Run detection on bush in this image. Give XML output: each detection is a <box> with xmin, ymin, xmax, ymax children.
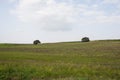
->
<box><xmin>33</xmin><ymin>40</ymin><xmax>41</xmax><ymax>45</ymax></box>
<box><xmin>81</xmin><ymin>37</ymin><xmax>90</xmax><ymax>42</ymax></box>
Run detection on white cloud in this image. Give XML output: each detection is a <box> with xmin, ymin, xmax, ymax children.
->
<box><xmin>102</xmin><ymin>0</ymin><xmax>120</xmax><ymax>4</ymax></box>
<box><xmin>12</xmin><ymin>0</ymin><xmax>77</xmax><ymax>31</ymax></box>
<box><xmin>11</xmin><ymin>0</ymin><xmax>120</xmax><ymax>31</ymax></box>
<box><xmin>8</xmin><ymin>0</ymin><xmax>17</xmax><ymax>3</ymax></box>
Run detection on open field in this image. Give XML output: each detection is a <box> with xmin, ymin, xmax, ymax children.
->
<box><xmin>0</xmin><ymin>40</ymin><xmax>120</xmax><ymax>80</ymax></box>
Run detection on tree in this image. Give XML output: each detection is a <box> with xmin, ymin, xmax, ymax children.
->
<box><xmin>81</xmin><ymin>37</ymin><xmax>90</xmax><ymax>42</ymax></box>
<box><xmin>33</xmin><ymin>40</ymin><xmax>41</xmax><ymax>45</ymax></box>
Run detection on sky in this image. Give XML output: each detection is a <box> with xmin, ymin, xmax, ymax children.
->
<box><xmin>0</xmin><ymin>0</ymin><xmax>120</xmax><ymax>43</ymax></box>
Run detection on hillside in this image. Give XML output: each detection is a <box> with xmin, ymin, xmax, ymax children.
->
<box><xmin>0</xmin><ymin>40</ymin><xmax>120</xmax><ymax>80</ymax></box>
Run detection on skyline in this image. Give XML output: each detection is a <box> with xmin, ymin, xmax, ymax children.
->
<box><xmin>0</xmin><ymin>0</ymin><xmax>120</xmax><ymax>43</ymax></box>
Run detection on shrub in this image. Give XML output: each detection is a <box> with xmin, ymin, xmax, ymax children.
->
<box><xmin>81</xmin><ymin>37</ymin><xmax>90</xmax><ymax>42</ymax></box>
<box><xmin>33</xmin><ymin>40</ymin><xmax>41</xmax><ymax>45</ymax></box>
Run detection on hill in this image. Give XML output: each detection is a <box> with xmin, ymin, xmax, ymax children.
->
<box><xmin>0</xmin><ymin>40</ymin><xmax>120</xmax><ymax>80</ymax></box>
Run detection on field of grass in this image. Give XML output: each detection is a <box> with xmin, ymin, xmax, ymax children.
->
<box><xmin>0</xmin><ymin>40</ymin><xmax>120</xmax><ymax>80</ymax></box>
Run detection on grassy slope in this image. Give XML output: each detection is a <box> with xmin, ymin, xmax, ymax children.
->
<box><xmin>0</xmin><ymin>40</ymin><xmax>120</xmax><ymax>80</ymax></box>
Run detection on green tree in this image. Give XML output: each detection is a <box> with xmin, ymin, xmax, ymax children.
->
<box><xmin>33</xmin><ymin>40</ymin><xmax>41</xmax><ymax>45</ymax></box>
<box><xmin>81</xmin><ymin>37</ymin><xmax>90</xmax><ymax>42</ymax></box>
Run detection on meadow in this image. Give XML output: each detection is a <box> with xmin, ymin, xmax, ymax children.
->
<box><xmin>0</xmin><ymin>40</ymin><xmax>120</xmax><ymax>80</ymax></box>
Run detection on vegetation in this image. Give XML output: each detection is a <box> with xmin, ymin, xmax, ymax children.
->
<box><xmin>0</xmin><ymin>40</ymin><xmax>120</xmax><ymax>80</ymax></box>
<box><xmin>81</xmin><ymin>37</ymin><xmax>90</xmax><ymax>42</ymax></box>
<box><xmin>33</xmin><ymin>40</ymin><xmax>41</xmax><ymax>45</ymax></box>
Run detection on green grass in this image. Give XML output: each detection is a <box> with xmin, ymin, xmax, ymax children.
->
<box><xmin>0</xmin><ymin>40</ymin><xmax>120</xmax><ymax>80</ymax></box>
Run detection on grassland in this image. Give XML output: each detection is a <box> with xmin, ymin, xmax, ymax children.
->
<box><xmin>0</xmin><ymin>40</ymin><xmax>120</xmax><ymax>80</ymax></box>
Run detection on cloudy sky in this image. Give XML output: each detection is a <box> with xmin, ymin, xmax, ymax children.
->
<box><xmin>0</xmin><ymin>0</ymin><xmax>120</xmax><ymax>43</ymax></box>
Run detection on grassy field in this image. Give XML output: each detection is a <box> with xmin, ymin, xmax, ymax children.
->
<box><xmin>0</xmin><ymin>40</ymin><xmax>120</xmax><ymax>80</ymax></box>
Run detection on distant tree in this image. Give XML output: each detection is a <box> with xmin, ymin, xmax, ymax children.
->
<box><xmin>33</xmin><ymin>40</ymin><xmax>41</xmax><ymax>45</ymax></box>
<box><xmin>81</xmin><ymin>37</ymin><xmax>90</xmax><ymax>42</ymax></box>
